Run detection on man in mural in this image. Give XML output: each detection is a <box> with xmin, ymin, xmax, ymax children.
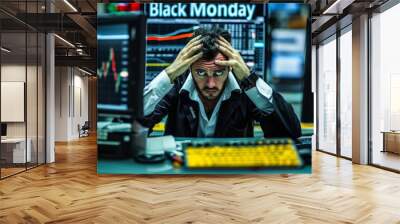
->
<box><xmin>141</xmin><ymin>26</ymin><xmax>301</xmax><ymax>138</ymax></box>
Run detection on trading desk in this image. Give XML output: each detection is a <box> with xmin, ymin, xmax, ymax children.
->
<box><xmin>97</xmin><ymin>137</ymin><xmax>312</xmax><ymax>175</ymax></box>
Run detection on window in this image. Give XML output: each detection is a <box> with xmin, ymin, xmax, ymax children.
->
<box><xmin>370</xmin><ymin>3</ymin><xmax>400</xmax><ymax>171</ymax></box>
<box><xmin>339</xmin><ymin>28</ymin><xmax>352</xmax><ymax>158</ymax></box>
<box><xmin>317</xmin><ymin>36</ymin><xmax>337</xmax><ymax>154</ymax></box>
<box><xmin>0</xmin><ymin>0</ymin><xmax>47</xmax><ymax>179</ymax></box>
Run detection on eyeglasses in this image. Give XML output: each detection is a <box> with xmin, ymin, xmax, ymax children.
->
<box><xmin>193</xmin><ymin>68</ymin><xmax>227</xmax><ymax>79</ymax></box>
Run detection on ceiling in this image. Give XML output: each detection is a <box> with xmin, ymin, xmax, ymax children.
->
<box><xmin>307</xmin><ymin>0</ymin><xmax>390</xmax><ymax>43</ymax></box>
<box><xmin>1</xmin><ymin>0</ymin><xmax>397</xmax><ymax>71</ymax></box>
<box><xmin>0</xmin><ymin>0</ymin><xmax>96</xmax><ymax>72</ymax></box>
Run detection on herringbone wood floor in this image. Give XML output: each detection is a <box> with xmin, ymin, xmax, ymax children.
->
<box><xmin>1</xmin><ymin>135</ymin><xmax>400</xmax><ymax>224</ymax></box>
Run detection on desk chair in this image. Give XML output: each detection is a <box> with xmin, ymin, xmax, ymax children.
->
<box><xmin>78</xmin><ymin>121</ymin><xmax>90</xmax><ymax>138</ymax></box>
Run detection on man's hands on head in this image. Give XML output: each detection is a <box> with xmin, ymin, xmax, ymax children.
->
<box><xmin>215</xmin><ymin>36</ymin><xmax>250</xmax><ymax>81</ymax></box>
<box><xmin>165</xmin><ymin>35</ymin><xmax>203</xmax><ymax>83</ymax></box>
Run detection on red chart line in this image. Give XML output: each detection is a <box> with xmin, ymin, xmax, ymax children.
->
<box><xmin>147</xmin><ymin>33</ymin><xmax>193</xmax><ymax>41</ymax></box>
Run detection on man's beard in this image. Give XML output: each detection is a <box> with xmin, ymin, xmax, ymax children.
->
<box><xmin>202</xmin><ymin>87</ymin><xmax>219</xmax><ymax>99</ymax></box>
<box><xmin>193</xmin><ymin>78</ymin><xmax>227</xmax><ymax>102</ymax></box>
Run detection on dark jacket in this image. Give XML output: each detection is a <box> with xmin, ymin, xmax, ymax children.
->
<box><xmin>140</xmin><ymin>71</ymin><xmax>301</xmax><ymax>139</ymax></box>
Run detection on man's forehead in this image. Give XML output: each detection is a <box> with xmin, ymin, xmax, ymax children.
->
<box><xmin>192</xmin><ymin>53</ymin><xmax>227</xmax><ymax>70</ymax></box>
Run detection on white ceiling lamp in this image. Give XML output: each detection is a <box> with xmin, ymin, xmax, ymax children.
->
<box><xmin>63</xmin><ymin>0</ymin><xmax>78</xmax><ymax>12</ymax></box>
<box><xmin>78</xmin><ymin>67</ymin><xmax>93</xmax><ymax>76</ymax></box>
<box><xmin>54</xmin><ymin>34</ymin><xmax>75</xmax><ymax>48</ymax></box>
<box><xmin>1</xmin><ymin>47</ymin><xmax>11</xmax><ymax>53</ymax></box>
<box><xmin>322</xmin><ymin>0</ymin><xmax>355</xmax><ymax>15</ymax></box>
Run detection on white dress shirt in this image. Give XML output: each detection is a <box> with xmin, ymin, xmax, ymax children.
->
<box><xmin>143</xmin><ymin>70</ymin><xmax>274</xmax><ymax>137</ymax></box>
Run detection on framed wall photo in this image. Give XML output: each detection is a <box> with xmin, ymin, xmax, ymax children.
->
<box><xmin>1</xmin><ymin>81</ymin><xmax>25</xmax><ymax>122</ymax></box>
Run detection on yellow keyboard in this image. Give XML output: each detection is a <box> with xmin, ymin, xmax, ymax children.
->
<box><xmin>183</xmin><ymin>139</ymin><xmax>302</xmax><ymax>169</ymax></box>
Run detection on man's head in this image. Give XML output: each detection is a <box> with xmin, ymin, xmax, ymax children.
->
<box><xmin>190</xmin><ymin>27</ymin><xmax>232</xmax><ymax>100</ymax></box>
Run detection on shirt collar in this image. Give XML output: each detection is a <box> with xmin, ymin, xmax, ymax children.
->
<box><xmin>179</xmin><ymin>71</ymin><xmax>241</xmax><ymax>102</ymax></box>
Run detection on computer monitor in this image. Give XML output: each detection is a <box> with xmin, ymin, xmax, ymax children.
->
<box><xmin>142</xmin><ymin>2</ymin><xmax>312</xmax><ymax>129</ymax></box>
<box><xmin>144</xmin><ymin>3</ymin><xmax>266</xmax><ymax>86</ymax></box>
<box><xmin>1</xmin><ymin>123</ymin><xmax>6</xmax><ymax>137</ymax></box>
<box><xmin>97</xmin><ymin>13</ymin><xmax>146</xmax><ymax>117</ymax></box>
<box><xmin>301</xmin><ymin>13</ymin><xmax>313</xmax><ymax>124</ymax></box>
<box><xmin>97</xmin><ymin>3</ymin><xmax>312</xmax><ymax>139</ymax></box>
<box><xmin>97</xmin><ymin>12</ymin><xmax>146</xmax><ymax>158</ymax></box>
<box><xmin>265</xmin><ymin>3</ymin><xmax>313</xmax><ymax>123</ymax></box>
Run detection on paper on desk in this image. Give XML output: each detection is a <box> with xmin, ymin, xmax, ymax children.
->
<box><xmin>146</xmin><ymin>135</ymin><xmax>176</xmax><ymax>155</ymax></box>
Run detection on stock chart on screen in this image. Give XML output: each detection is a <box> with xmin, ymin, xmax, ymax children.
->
<box><xmin>144</xmin><ymin>3</ymin><xmax>266</xmax><ymax>85</ymax></box>
<box><xmin>97</xmin><ymin>24</ymin><xmax>130</xmax><ymax>111</ymax></box>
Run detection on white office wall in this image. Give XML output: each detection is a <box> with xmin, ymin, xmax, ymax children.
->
<box><xmin>74</xmin><ymin>73</ymin><xmax>89</xmax><ymax>123</ymax></box>
<box><xmin>55</xmin><ymin>66</ymin><xmax>70</xmax><ymax>141</ymax></box>
<box><xmin>73</xmin><ymin>70</ymin><xmax>89</xmax><ymax>139</ymax></box>
<box><xmin>70</xmin><ymin>73</ymin><xmax>88</xmax><ymax>138</ymax></box>
<box><xmin>54</xmin><ymin>66</ymin><xmax>89</xmax><ymax>141</ymax></box>
<box><xmin>1</xmin><ymin>64</ymin><xmax>26</xmax><ymax>81</ymax></box>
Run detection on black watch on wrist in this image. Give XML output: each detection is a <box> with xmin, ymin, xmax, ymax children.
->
<box><xmin>241</xmin><ymin>70</ymin><xmax>259</xmax><ymax>91</ymax></box>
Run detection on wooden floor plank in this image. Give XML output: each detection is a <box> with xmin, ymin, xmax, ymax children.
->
<box><xmin>0</xmin><ymin>135</ymin><xmax>400</xmax><ymax>223</ymax></box>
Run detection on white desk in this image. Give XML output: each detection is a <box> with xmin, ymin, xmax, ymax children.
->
<box><xmin>382</xmin><ymin>131</ymin><xmax>400</xmax><ymax>154</ymax></box>
<box><xmin>1</xmin><ymin>138</ymin><xmax>32</xmax><ymax>163</ymax></box>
